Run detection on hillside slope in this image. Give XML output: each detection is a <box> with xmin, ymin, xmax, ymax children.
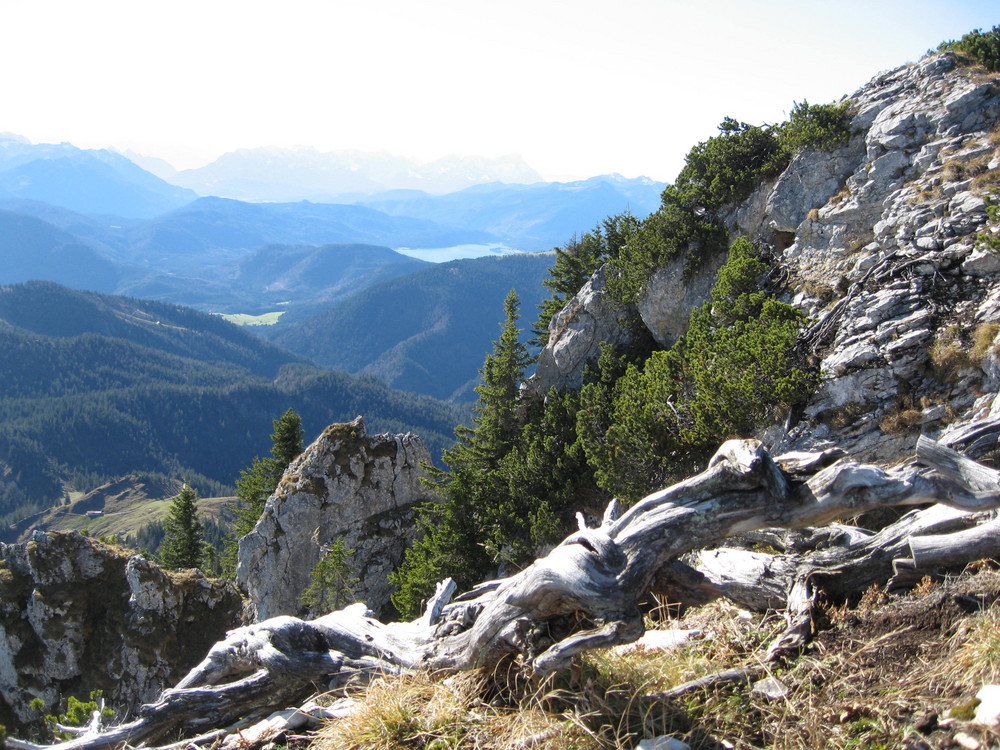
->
<box><xmin>0</xmin><ymin>210</ymin><xmax>121</xmax><ymax>292</ymax></box>
<box><xmin>269</xmin><ymin>252</ymin><xmax>554</xmax><ymax>401</ymax></box>
<box><xmin>0</xmin><ymin>135</ymin><xmax>197</xmax><ymax>217</ymax></box>
<box><xmin>358</xmin><ymin>175</ymin><xmax>666</xmax><ymax>251</ymax></box>
<box><xmin>532</xmin><ymin>50</ymin><xmax>1000</xmax><ymax>471</ymax></box>
<box><xmin>0</xmin><ymin>282</ymin><xmax>464</xmax><ymax>521</ymax></box>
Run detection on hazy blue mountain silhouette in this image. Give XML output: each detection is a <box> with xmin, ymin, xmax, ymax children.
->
<box><xmin>357</xmin><ymin>174</ymin><xmax>665</xmax><ymax>250</ymax></box>
<box><xmin>0</xmin><ymin>210</ymin><xmax>121</xmax><ymax>292</ymax></box>
<box><xmin>0</xmin><ymin>136</ymin><xmax>196</xmax><ymax>217</ymax></box>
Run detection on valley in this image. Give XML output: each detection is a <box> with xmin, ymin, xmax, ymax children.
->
<box><xmin>0</xmin><ymin>139</ymin><xmax>658</xmax><ymax>540</ymax></box>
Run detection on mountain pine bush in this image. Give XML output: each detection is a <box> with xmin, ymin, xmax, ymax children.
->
<box><xmin>939</xmin><ymin>26</ymin><xmax>1000</xmax><ymax>72</ymax></box>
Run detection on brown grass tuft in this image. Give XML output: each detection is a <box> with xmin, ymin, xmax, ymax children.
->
<box><xmin>312</xmin><ymin>670</ymin><xmax>600</xmax><ymax>750</ymax></box>
<box><xmin>972</xmin><ymin>322</ymin><xmax>1000</xmax><ymax>362</ymax></box>
<box><xmin>930</xmin><ymin>325</ymin><xmax>975</xmax><ymax>381</ymax></box>
<box><xmin>879</xmin><ymin>406</ymin><xmax>923</xmax><ymax>434</ymax></box>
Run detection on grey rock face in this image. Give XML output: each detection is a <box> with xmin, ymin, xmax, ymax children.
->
<box><xmin>531</xmin><ymin>52</ymin><xmax>1000</xmax><ymax>465</ymax></box>
<box><xmin>638</xmin><ymin>249</ymin><xmax>727</xmax><ymax>348</ymax></box>
<box><xmin>764</xmin><ymin>138</ymin><xmax>865</xmax><ymax>234</ymax></box>
<box><xmin>0</xmin><ymin>532</ymin><xmax>242</xmax><ymax>729</ymax></box>
<box><xmin>525</xmin><ymin>265</ymin><xmax>635</xmax><ymax>395</ymax></box>
<box><xmin>237</xmin><ymin>417</ymin><xmax>438</xmax><ymax>621</ymax></box>
<box><xmin>771</xmin><ymin>53</ymin><xmax>1000</xmax><ymax>460</ymax></box>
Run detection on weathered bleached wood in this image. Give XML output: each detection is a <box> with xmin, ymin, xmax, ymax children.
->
<box><xmin>12</xmin><ymin>436</ymin><xmax>1000</xmax><ymax>750</ymax></box>
<box><xmin>670</xmin><ymin>504</ymin><xmax>981</xmax><ymax>606</ymax></box>
<box><xmin>917</xmin><ymin>434</ymin><xmax>1000</xmax><ymax>493</ymax></box>
<box><xmin>421</xmin><ymin>577</ymin><xmax>457</xmax><ymax>627</ymax></box>
<box><xmin>907</xmin><ymin>516</ymin><xmax>1000</xmax><ymax>570</ymax></box>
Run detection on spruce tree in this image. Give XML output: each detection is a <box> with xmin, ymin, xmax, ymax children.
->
<box><xmin>270</xmin><ymin>407</ymin><xmax>305</xmax><ymax>468</ymax></box>
<box><xmin>222</xmin><ymin>408</ymin><xmax>305</xmax><ymax>576</ymax></box>
<box><xmin>391</xmin><ymin>290</ymin><xmax>532</xmax><ymax>616</ymax></box>
<box><xmin>159</xmin><ymin>485</ymin><xmax>204</xmax><ymax>570</ymax></box>
<box><xmin>300</xmin><ymin>539</ymin><xmax>360</xmax><ymax>614</ymax></box>
<box><xmin>533</xmin><ymin>213</ymin><xmax>637</xmax><ymax>347</ymax></box>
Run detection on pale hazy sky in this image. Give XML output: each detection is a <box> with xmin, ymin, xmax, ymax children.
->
<box><xmin>0</xmin><ymin>0</ymin><xmax>996</xmax><ymax>182</ymax></box>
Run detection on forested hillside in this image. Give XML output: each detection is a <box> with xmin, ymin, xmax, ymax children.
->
<box><xmin>230</xmin><ymin>243</ymin><xmax>430</xmax><ymax>321</ymax></box>
<box><xmin>0</xmin><ymin>210</ymin><xmax>122</xmax><ymax>292</ymax></box>
<box><xmin>7</xmin><ymin>26</ymin><xmax>1000</xmax><ymax>750</ymax></box>
<box><xmin>0</xmin><ymin>282</ymin><xmax>464</xmax><ymax>528</ymax></box>
<box><xmin>268</xmin><ymin>252</ymin><xmax>554</xmax><ymax>401</ymax></box>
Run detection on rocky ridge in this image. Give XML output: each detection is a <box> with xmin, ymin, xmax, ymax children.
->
<box><xmin>237</xmin><ymin>416</ymin><xmax>438</xmax><ymax>621</ymax></box>
<box><xmin>0</xmin><ymin>532</ymin><xmax>243</xmax><ymax>730</ymax></box>
<box><xmin>530</xmin><ymin>52</ymin><xmax>1000</xmax><ymax>462</ymax></box>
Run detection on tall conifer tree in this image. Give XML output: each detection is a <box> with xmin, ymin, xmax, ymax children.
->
<box><xmin>391</xmin><ymin>290</ymin><xmax>532</xmax><ymax>616</ymax></box>
<box><xmin>222</xmin><ymin>408</ymin><xmax>305</xmax><ymax>576</ymax></box>
<box><xmin>390</xmin><ymin>289</ymin><xmax>548</xmax><ymax>614</ymax></box>
<box><xmin>159</xmin><ymin>485</ymin><xmax>204</xmax><ymax>570</ymax></box>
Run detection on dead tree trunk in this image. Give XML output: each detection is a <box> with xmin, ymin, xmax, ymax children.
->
<box><xmin>9</xmin><ymin>436</ymin><xmax>1000</xmax><ymax>750</ymax></box>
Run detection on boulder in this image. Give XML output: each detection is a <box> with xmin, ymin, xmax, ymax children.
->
<box><xmin>0</xmin><ymin>532</ymin><xmax>242</xmax><ymax>729</ymax></box>
<box><xmin>237</xmin><ymin>417</ymin><xmax>438</xmax><ymax>621</ymax></box>
<box><xmin>764</xmin><ymin>136</ymin><xmax>864</xmax><ymax>234</ymax></box>
<box><xmin>637</xmin><ymin>248</ymin><xmax>727</xmax><ymax>348</ymax></box>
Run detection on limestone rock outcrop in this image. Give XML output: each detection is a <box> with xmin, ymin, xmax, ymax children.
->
<box><xmin>775</xmin><ymin>53</ymin><xmax>1000</xmax><ymax>460</ymax></box>
<box><xmin>236</xmin><ymin>416</ymin><xmax>438</xmax><ymax>621</ymax></box>
<box><xmin>0</xmin><ymin>531</ymin><xmax>242</xmax><ymax>730</ymax></box>
<box><xmin>531</xmin><ymin>52</ymin><xmax>1000</xmax><ymax>463</ymax></box>
<box><xmin>638</xmin><ymin>247</ymin><xmax>729</xmax><ymax>348</ymax></box>
<box><xmin>524</xmin><ymin>265</ymin><xmax>635</xmax><ymax>396</ymax></box>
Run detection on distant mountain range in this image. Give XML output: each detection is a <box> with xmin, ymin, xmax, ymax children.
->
<box><xmin>0</xmin><ymin>162</ymin><xmax>662</xmax><ymax>325</ymax></box>
<box><xmin>0</xmin><ymin>209</ymin><xmax>122</xmax><ymax>292</ymax></box>
<box><xmin>0</xmin><ymin>133</ymin><xmax>666</xmax><ymax>253</ymax></box>
<box><xmin>357</xmin><ymin>175</ymin><xmax>664</xmax><ymax>250</ymax></box>
<box><xmin>0</xmin><ymin>133</ymin><xmax>667</xmax><ymax>530</ymax></box>
<box><xmin>0</xmin><ymin>134</ymin><xmax>196</xmax><ymax>218</ymax></box>
<box><xmin>0</xmin><ymin>135</ymin><xmax>670</xmax><ymax>417</ymax></box>
<box><xmin>170</xmin><ymin>147</ymin><xmax>546</xmax><ymax>200</ymax></box>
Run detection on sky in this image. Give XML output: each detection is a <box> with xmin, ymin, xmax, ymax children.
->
<box><xmin>0</xmin><ymin>0</ymin><xmax>996</xmax><ymax>183</ymax></box>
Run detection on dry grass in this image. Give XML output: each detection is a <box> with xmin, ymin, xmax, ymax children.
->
<box><xmin>929</xmin><ymin>605</ymin><xmax>1000</xmax><ymax>691</ymax></box>
<box><xmin>312</xmin><ymin>670</ymin><xmax>601</xmax><ymax>750</ymax></box>
<box><xmin>929</xmin><ymin>325</ymin><xmax>975</xmax><ymax>381</ymax></box>
<box><xmin>878</xmin><ymin>395</ymin><xmax>923</xmax><ymax>435</ymax></box>
<box><xmin>306</xmin><ymin>572</ymin><xmax>1000</xmax><ymax>750</ymax></box>
<box><xmin>972</xmin><ymin>167</ymin><xmax>1000</xmax><ymax>192</ymax></box>
<box><xmin>798</xmin><ymin>279</ymin><xmax>837</xmax><ymax>305</ymax></box>
<box><xmin>972</xmin><ymin>322</ymin><xmax>1000</xmax><ymax>361</ymax></box>
<box><xmin>830</xmin><ymin>184</ymin><xmax>852</xmax><ymax>206</ymax></box>
<box><xmin>928</xmin><ymin>321</ymin><xmax>999</xmax><ymax>382</ymax></box>
<box><xmin>988</xmin><ymin>120</ymin><xmax>1000</xmax><ymax>148</ymax></box>
<box><xmin>879</xmin><ymin>405</ymin><xmax>922</xmax><ymax>434</ymax></box>
<box><xmin>942</xmin><ymin>155</ymin><xmax>992</xmax><ymax>182</ymax></box>
<box><xmin>822</xmin><ymin>402</ymin><xmax>870</xmax><ymax>430</ymax></box>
